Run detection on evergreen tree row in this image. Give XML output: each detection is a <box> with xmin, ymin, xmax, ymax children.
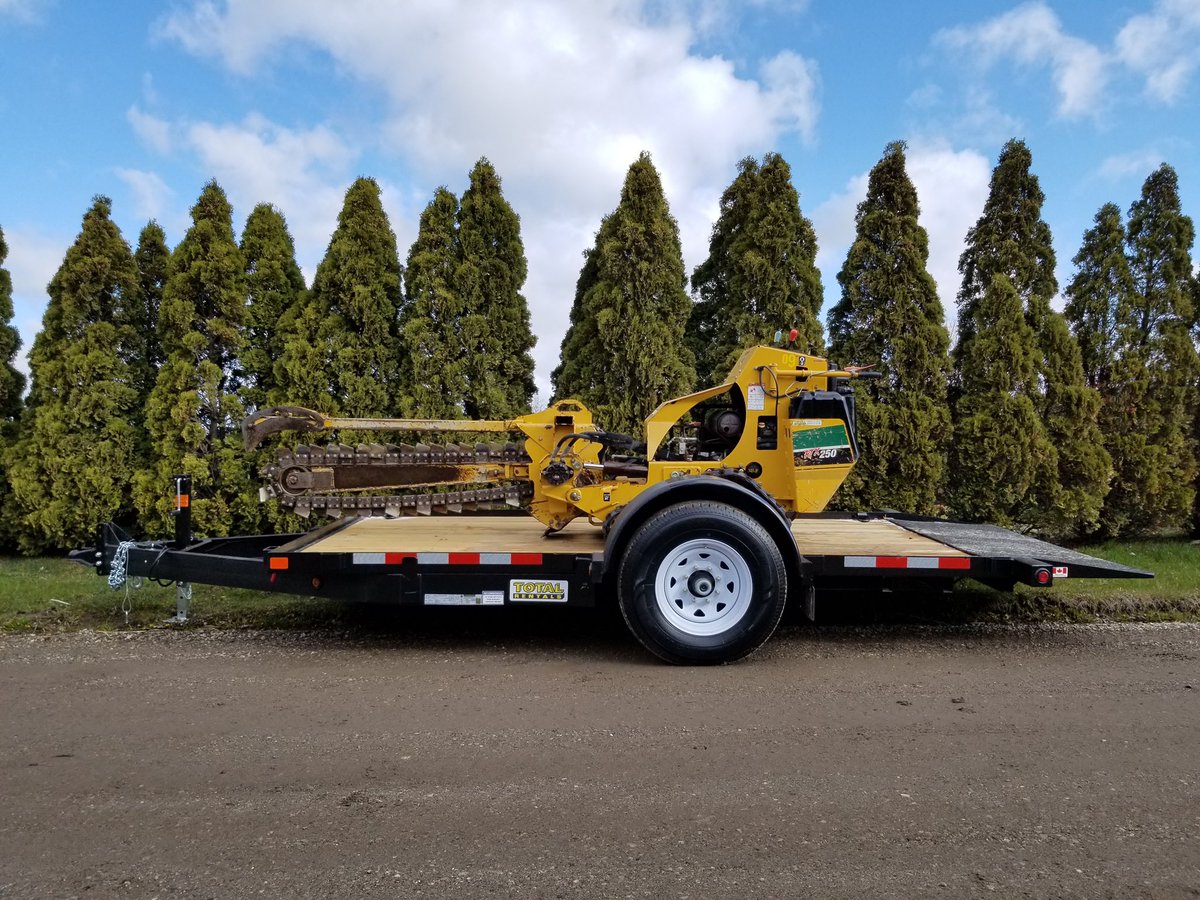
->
<box><xmin>1</xmin><ymin>160</ymin><xmax>537</xmax><ymax>552</ymax></box>
<box><xmin>553</xmin><ymin>153</ymin><xmax>696</xmax><ymax>435</ymax></box>
<box><xmin>0</xmin><ymin>144</ymin><xmax>1195</xmax><ymax>555</ymax></box>
<box><xmin>401</xmin><ymin>161</ymin><xmax>536</xmax><ymax>420</ymax></box>
<box><xmin>1065</xmin><ymin>166</ymin><xmax>1199</xmax><ymax>537</ymax></box>
<box><xmin>828</xmin><ymin>142</ymin><xmax>951</xmax><ymax>516</ymax></box>
<box><xmin>949</xmin><ymin>139</ymin><xmax>1110</xmax><ymax>534</ymax></box>
<box><xmin>555</xmin><ymin>144</ymin><xmax>1196</xmax><ymax>539</ymax></box>
<box><xmin>0</xmin><ymin>227</ymin><xmax>26</xmax><ymax>547</ymax></box>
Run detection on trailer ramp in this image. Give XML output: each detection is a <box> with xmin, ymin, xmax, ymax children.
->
<box><xmin>890</xmin><ymin>517</ymin><xmax>1151</xmax><ymax>580</ymax></box>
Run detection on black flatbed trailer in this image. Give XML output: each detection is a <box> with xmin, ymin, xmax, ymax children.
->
<box><xmin>78</xmin><ymin>476</ymin><xmax>1150</xmax><ymax>663</ymax></box>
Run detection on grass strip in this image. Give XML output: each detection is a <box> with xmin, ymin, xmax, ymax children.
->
<box><xmin>0</xmin><ymin>538</ymin><xmax>1196</xmax><ymax>633</ymax></box>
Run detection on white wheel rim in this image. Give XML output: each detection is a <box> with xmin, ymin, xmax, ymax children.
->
<box><xmin>653</xmin><ymin>538</ymin><xmax>754</xmax><ymax>637</ymax></box>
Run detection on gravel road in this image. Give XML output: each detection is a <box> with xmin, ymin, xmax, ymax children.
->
<box><xmin>1</xmin><ymin>616</ymin><xmax>1198</xmax><ymax>899</ymax></box>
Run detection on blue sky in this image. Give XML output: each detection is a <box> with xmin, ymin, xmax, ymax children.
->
<box><xmin>2</xmin><ymin>0</ymin><xmax>1198</xmax><ymax>400</ymax></box>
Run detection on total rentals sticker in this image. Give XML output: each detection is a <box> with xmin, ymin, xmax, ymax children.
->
<box><xmin>747</xmin><ymin>383</ymin><xmax>766</xmax><ymax>411</ymax></box>
<box><xmin>1052</xmin><ymin>566</ymin><xmax>1069</xmax><ymax>578</ymax></box>
<box><xmin>509</xmin><ymin>579</ymin><xmax>569</xmax><ymax>603</ymax></box>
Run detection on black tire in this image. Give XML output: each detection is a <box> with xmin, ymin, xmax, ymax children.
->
<box><xmin>617</xmin><ymin>501</ymin><xmax>787</xmax><ymax>664</ymax></box>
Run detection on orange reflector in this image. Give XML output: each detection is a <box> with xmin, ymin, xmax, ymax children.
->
<box><xmin>269</xmin><ymin>557</ymin><xmax>289</xmax><ymax>571</ymax></box>
<box><xmin>178</xmin><ymin>494</ymin><xmax>190</xmax><ymax>509</ymax></box>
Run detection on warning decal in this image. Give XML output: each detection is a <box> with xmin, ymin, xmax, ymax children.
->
<box><xmin>509</xmin><ymin>579</ymin><xmax>569</xmax><ymax>603</ymax></box>
<box><xmin>425</xmin><ymin>591</ymin><xmax>505</xmax><ymax>606</ymax></box>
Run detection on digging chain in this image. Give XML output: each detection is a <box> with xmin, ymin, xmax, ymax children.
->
<box><xmin>263</xmin><ymin>441</ymin><xmax>534</xmax><ymax>519</ymax></box>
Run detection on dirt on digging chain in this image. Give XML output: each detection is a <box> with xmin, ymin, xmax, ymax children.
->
<box><xmin>1</xmin><ymin>615</ymin><xmax>1198</xmax><ymax>898</ymax></box>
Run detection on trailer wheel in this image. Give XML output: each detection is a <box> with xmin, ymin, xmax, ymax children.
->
<box><xmin>617</xmin><ymin>501</ymin><xmax>787</xmax><ymax>664</ymax></box>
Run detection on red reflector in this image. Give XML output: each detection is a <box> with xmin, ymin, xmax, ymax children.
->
<box><xmin>938</xmin><ymin>557</ymin><xmax>971</xmax><ymax>570</ymax></box>
<box><xmin>177</xmin><ymin>494</ymin><xmax>190</xmax><ymax>509</ymax></box>
<box><xmin>875</xmin><ymin>556</ymin><xmax>908</xmax><ymax>568</ymax></box>
<box><xmin>511</xmin><ymin>553</ymin><xmax>543</xmax><ymax>566</ymax></box>
<box><xmin>269</xmin><ymin>557</ymin><xmax>289</xmax><ymax>571</ymax></box>
<box><xmin>449</xmin><ymin>553</ymin><xmax>481</xmax><ymax>565</ymax></box>
<box><xmin>385</xmin><ymin>552</ymin><xmax>415</xmax><ymax>565</ymax></box>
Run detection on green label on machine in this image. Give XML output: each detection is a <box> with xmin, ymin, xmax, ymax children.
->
<box><xmin>792</xmin><ymin>423</ymin><xmax>849</xmax><ymax>451</ymax></box>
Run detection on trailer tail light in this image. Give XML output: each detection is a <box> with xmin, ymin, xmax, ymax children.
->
<box><xmin>1035</xmin><ymin>567</ymin><xmax>1051</xmax><ymax>585</ymax></box>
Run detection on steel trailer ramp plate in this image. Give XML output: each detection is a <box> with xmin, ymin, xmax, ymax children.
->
<box><xmin>889</xmin><ymin>518</ymin><xmax>1152</xmax><ymax>579</ymax></box>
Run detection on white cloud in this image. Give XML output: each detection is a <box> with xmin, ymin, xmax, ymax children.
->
<box><xmin>3</xmin><ymin>225</ymin><xmax>68</xmax><ymax>381</ymax></box>
<box><xmin>936</xmin><ymin>2</ymin><xmax>1108</xmax><ymax>119</ymax></box>
<box><xmin>811</xmin><ymin>171</ymin><xmax>868</xmax><ymax>284</ymax></box>
<box><xmin>5</xmin><ymin>226</ymin><xmax>61</xmax><ymax>307</ymax></box>
<box><xmin>906</xmin><ymin>142</ymin><xmax>992</xmax><ymax>323</ymax></box>
<box><xmin>938</xmin><ymin>0</ymin><xmax>1200</xmax><ymax>121</ymax></box>
<box><xmin>952</xmin><ymin>88</ymin><xmax>1024</xmax><ymax>146</ymax></box>
<box><xmin>674</xmin><ymin>0</ymin><xmax>811</xmax><ymax>35</ymax></box>
<box><xmin>906</xmin><ymin>83</ymin><xmax>943</xmax><ymax>110</ymax></box>
<box><xmin>182</xmin><ymin>115</ymin><xmax>362</xmax><ymax>282</ymax></box>
<box><xmin>0</xmin><ymin>0</ymin><xmax>50</xmax><ymax>23</ymax></box>
<box><xmin>115</xmin><ymin>167</ymin><xmax>172</xmax><ymax>222</ymax></box>
<box><xmin>1097</xmin><ymin>149</ymin><xmax>1168</xmax><ymax>180</ymax></box>
<box><xmin>1116</xmin><ymin>0</ymin><xmax>1200</xmax><ymax>102</ymax></box>
<box><xmin>761</xmin><ymin>50</ymin><xmax>820</xmax><ymax>143</ymax></box>
<box><xmin>811</xmin><ymin>142</ymin><xmax>991</xmax><ymax>333</ymax></box>
<box><xmin>127</xmin><ymin>105</ymin><xmax>172</xmax><ymax>154</ymax></box>
<box><xmin>905</xmin><ymin>83</ymin><xmax>1024</xmax><ymax>153</ymax></box>
<box><xmin>157</xmin><ymin>0</ymin><xmax>822</xmax><ymax>398</ymax></box>
<box><xmin>115</xmin><ymin>111</ymin><xmax>370</xmax><ymax>281</ymax></box>
<box><xmin>140</xmin><ymin>72</ymin><xmax>159</xmax><ymax>106</ymax></box>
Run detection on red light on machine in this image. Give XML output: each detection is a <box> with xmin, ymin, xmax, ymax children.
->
<box><xmin>788</xmin><ymin>328</ymin><xmax>799</xmax><ymax>344</ymax></box>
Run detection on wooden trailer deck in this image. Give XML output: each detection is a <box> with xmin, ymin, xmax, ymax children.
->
<box><xmin>287</xmin><ymin>514</ymin><xmax>967</xmax><ymax>559</ymax></box>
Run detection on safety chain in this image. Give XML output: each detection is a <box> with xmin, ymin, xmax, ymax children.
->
<box><xmin>106</xmin><ymin>540</ymin><xmax>141</xmax><ymax>624</ymax></box>
<box><xmin>107</xmin><ymin>540</ymin><xmax>138</xmax><ymax>589</ymax></box>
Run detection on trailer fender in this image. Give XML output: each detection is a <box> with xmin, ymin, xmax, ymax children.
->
<box><xmin>600</xmin><ymin>474</ymin><xmax>805</xmax><ymax>611</ymax></box>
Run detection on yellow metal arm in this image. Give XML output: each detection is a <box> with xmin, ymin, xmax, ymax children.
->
<box><xmin>243</xmin><ymin>405</ymin><xmax>517</xmax><ymax>450</ymax></box>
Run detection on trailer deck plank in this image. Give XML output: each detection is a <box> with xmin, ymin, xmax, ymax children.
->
<box><xmin>299</xmin><ymin>515</ymin><xmax>602</xmax><ymax>554</ymax></box>
<box><xmin>792</xmin><ymin>517</ymin><xmax>966</xmax><ymax>557</ymax></box>
<box><xmin>296</xmin><ymin>514</ymin><xmax>966</xmax><ymax>558</ymax></box>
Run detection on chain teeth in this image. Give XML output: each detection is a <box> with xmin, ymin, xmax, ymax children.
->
<box><xmin>265</xmin><ymin>440</ymin><xmax>533</xmax><ymax>519</ymax></box>
<box><xmin>276</xmin><ymin>441</ymin><xmax>528</xmax><ymax>468</ymax></box>
<box><xmin>279</xmin><ymin>482</ymin><xmax>533</xmax><ymax>519</ymax></box>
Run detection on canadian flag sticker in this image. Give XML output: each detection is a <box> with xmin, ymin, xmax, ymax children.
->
<box><xmin>1052</xmin><ymin>566</ymin><xmax>1069</xmax><ymax>578</ymax></box>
